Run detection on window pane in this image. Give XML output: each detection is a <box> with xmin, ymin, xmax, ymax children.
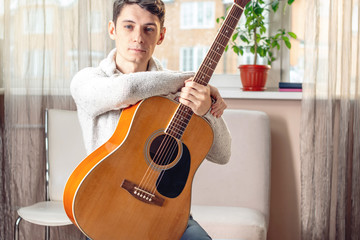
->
<box><xmin>290</xmin><ymin>0</ymin><xmax>305</xmax><ymax>83</ymax></box>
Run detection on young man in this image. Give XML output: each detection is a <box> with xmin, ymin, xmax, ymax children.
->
<box><xmin>71</xmin><ymin>0</ymin><xmax>231</xmax><ymax>239</ymax></box>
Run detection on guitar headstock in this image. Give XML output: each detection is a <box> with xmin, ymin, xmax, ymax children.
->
<box><xmin>234</xmin><ymin>0</ymin><xmax>251</xmax><ymax>9</ymax></box>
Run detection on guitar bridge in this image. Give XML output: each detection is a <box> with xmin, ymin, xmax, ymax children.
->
<box><xmin>121</xmin><ymin>179</ymin><xmax>164</xmax><ymax>207</ymax></box>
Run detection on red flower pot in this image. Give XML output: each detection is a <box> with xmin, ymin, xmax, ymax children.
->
<box><xmin>238</xmin><ymin>65</ymin><xmax>271</xmax><ymax>91</ymax></box>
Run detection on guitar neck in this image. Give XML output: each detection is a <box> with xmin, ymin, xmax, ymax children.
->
<box><xmin>165</xmin><ymin>2</ymin><xmax>245</xmax><ymax>139</ymax></box>
<box><xmin>193</xmin><ymin>3</ymin><xmax>245</xmax><ymax>86</ymax></box>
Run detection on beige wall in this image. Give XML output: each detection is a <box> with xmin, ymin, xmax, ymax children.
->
<box><xmin>226</xmin><ymin>98</ymin><xmax>301</xmax><ymax>240</ymax></box>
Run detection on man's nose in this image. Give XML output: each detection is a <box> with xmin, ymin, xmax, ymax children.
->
<box><xmin>133</xmin><ymin>27</ymin><xmax>144</xmax><ymax>43</ymax></box>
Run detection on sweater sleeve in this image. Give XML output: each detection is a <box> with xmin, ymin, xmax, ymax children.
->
<box><xmin>202</xmin><ymin>112</ymin><xmax>232</xmax><ymax>165</ymax></box>
<box><xmin>70</xmin><ymin>67</ymin><xmax>194</xmax><ymax>117</ymax></box>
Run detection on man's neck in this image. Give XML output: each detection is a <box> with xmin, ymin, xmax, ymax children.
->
<box><xmin>115</xmin><ymin>56</ymin><xmax>149</xmax><ymax>74</ymax></box>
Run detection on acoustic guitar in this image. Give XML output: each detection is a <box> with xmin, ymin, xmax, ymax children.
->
<box><xmin>63</xmin><ymin>1</ymin><xmax>249</xmax><ymax>239</ymax></box>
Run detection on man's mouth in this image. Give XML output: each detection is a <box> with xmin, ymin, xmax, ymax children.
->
<box><xmin>129</xmin><ymin>47</ymin><xmax>146</xmax><ymax>53</ymax></box>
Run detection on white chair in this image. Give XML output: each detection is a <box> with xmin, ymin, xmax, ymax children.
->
<box><xmin>14</xmin><ymin>109</ymin><xmax>87</xmax><ymax>240</ymax></box>
<box><xmin>191</xmin><ymin>109</ymin><xmax>271</xmax><ymax>240</ymax></box>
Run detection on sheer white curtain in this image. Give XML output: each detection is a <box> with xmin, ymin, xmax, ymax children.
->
<box><xmin>301</xmin><ymin>0</ymin><xmax>360</xmax><ymax>239</ymax></box>
<box><xmin>1</xmin><ymin>0</ymin><xmax>113</xmax><ymax>239</ymax></box>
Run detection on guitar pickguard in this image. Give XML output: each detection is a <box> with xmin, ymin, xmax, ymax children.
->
<box><xmin>156</xmin><ymin>142</ymin><xmax>190</xmax><ymax>198</ymax></box>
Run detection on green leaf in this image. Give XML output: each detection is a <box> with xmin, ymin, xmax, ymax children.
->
<box><xmin>225</xmin><ymin>45</ymin><xmax>229</xmax><ymax>52</ymax></box>
<box><xmin>288</xmin><ymin>32</ymin><xmax>297</xmax><ymax>39</ymax></box>
<box><xmin>256</xmin><ymin>34</ymin><xmax>261</xmax><ymax>42</ymax></box>
<box><xmin>250</xmin><ymin>46</ymin><xmax>255</xmax><ymax>54</ymax></box>
<box><xmin>232</xmin><ymin>32</ymin><xmax>239</xmax><ymax>42</ymax></box>
<box><xmin>258</xmin><ymin>47</ymin><xmax>266</xmax><ymax>57</ymax></box>
<box><xmin>260</xmin><ymin>25</ymin><xmax>267</xmax><ymax>34</ymax></box>
<box><xmin>271</xmin><ymin>41</ymin><xmax>278</xmax><ymax>48</ymax></box>
<box><xmin>282</xmin><ymin>36</ymin><xmax>290</xmax><ymax>41</ymax></box>
<box><xmin>216</xmin><ymin>16</ymin><xmax>225</xmax><ymax>24</ymax></box>
<box><xmin>288</xmin><ymin>0</ymin><xmax>295</xmax><ymax>5</ymax></box>
<box><xmin>282</xmin><ymin>36</ymin><xmax>291</xmax><ymax>48</ymax></box>
<box><xmin>284</xmin><ymin>40</ymin><xmax>292</xmax><ymax>49</ymax></box>
<box><xmin>253</xmin><ymin>3</ymin><xmax>264</xmax><ymax>15</ymax></box>
<box><xmin>232</xmin><ymin>45</ymin><xmax>240</xmax><ymax>55</ymax></box>
<box><xmin>271</xmin><ymin>0</ymin><xmax>280</xmax><ymax>12</ymax></box>
<box><xmin>239</xmin><ymin>46</ymin><xmax>244</xmax><ymax>55</ymax></box>
<box><xmin>240</xmin><ymin>35</ymin><xmax>250</xmax><ymax>44</ymax></box>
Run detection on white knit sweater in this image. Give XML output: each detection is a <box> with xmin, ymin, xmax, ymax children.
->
<box><xmin>71</xmin><ymin>49</ymin><xmax>231</xmax><ymax>164</ymax></box>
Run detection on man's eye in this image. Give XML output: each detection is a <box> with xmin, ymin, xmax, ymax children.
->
<box><xmin>124</xmin><ymin>25</ymin><xmax>133</xmax><ymax>30</ymax></box>
<box><xmin>145</xmin><ymin>27</ymin><xmax>155</xmax><ymax>32</ymax></box>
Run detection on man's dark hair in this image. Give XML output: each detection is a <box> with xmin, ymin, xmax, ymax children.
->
<box><xmin>113</xmin><ymin>0</ymin><xmax>165</xmax><ymax>28</ymax></box>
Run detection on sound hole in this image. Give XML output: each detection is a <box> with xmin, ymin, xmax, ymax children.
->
<box><xmin>149</xmin><ymin>134</ymin><xmax>179</xmax><ymax>166</ymax></box>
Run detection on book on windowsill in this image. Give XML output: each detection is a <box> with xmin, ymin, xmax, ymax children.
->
<box><xmin>279</xmin><ymin>82</ymin><xmax>302</xmax><ymax>92</ymax></box>
<box><xmin>279</xmin><ymin>82</ymin><xmax>302</xmax><ymax>89</ymax></box>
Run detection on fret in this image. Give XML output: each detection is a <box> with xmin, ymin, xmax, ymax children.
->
<box><xmin>200</xmin><ymin>64</ymin><xmax>215</xmax><ymax>73</ymax></box>
<box><xmin>165</xmin><ymin>3</ymin><xmax>244</xmax><ymax>140</ymax></box>
<box><xmin>169</xmin><ymin>124</ymin><xmax>185</xmax><ymax>135</ymax></box>
<box><xmin>218</xmin><ymin>31</ymin><xmax>232</xmax><ymax>41</ymax></box>
<box><xmin>209</xmin><ymin>48</ymin><xmax>222</xmax><ymax>58</ymax></box>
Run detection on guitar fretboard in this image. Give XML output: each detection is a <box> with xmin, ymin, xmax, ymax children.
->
<box><xmin>165</xmin><ymin>3</ymin><xmax>244</xmax><ymax>139</ymax></box>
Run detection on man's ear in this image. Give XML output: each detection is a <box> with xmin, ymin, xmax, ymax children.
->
<box><xmin>108</xmin><ymin>21</ymin><xmax>116</xmax><ymax>40</ymax></box>
<box><xmin>157</xmin><ymin>27</ymin><xmax>166</xmax><ymax>45</ymax></box>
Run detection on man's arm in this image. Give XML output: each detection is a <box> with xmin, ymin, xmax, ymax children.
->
<box><xmin>70</xmin><ymin>67</ymin><xmax>194</xmax><ymax>117</ymax></box>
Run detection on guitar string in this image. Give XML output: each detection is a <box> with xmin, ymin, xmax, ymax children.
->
<box><xmin>137</xmin><ymin>3</ymin><xmax>242</xmax><ymax>196</ymax></box>
<box><xmin>150</xmin><ymin>135</ymin><xmax>179</xmax><ymax>194</ymax></box>
<box><xmin>138</xmin><ymin>132</ymin><xmax>173</xmax><ymax>190</ymax></box>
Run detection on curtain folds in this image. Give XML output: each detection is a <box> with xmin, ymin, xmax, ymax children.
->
<box><xmin>301</xmin><ymin>0</ymin><xmax>360</xmax><ymax>239</ymax></box>
<box><xmin>1</xmin><ymin>0</ymin><xmax>113</xmax><ymax>239</ymax></box>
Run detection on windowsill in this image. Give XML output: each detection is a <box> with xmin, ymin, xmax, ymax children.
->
<box><xmin>210</xmin><ymin>75</ymin><xmax>303</xmax><ymax>101</ymax></box>
<box><xmin>0</xmin><ymin>84</ymin><xmax>303</xmax><ymax>100</ymax></box>
<box><xmin>218</xmin><ymin>87</ymin><xmax>302</xmax><ymax>100</ymax></box>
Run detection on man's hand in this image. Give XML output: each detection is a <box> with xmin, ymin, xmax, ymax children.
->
<box><xmin>179</xmin><ymin>79</ymin><xmax>212</xmax><ymax>116</ymax></box>
<box><xmin>179</xmin><ymin>79</ymin><xmax>227</xmax><ymax>117</ymax></box>
<box><xmin>208</xmin><ymin>84</ymin><xmax>227</xmax><ymax>118</ymax></box>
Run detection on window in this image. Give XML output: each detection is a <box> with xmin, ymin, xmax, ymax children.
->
<box><xmin>180</xmin><ymin>1</ymin><xmax>215</xmax><ymax>29</ymax></box>
<box><xmin>23</xmin><ymin>50</ymin><xmax>52</xmax><ymax>80</ymax></box>
<box><xmin>180</xmin><ymin>46</ymin><xmax>209</xmax><ymax>71</ymax></box>
<box><xmin>289</xmin><ymin>0</ymin><xmax>305</xmax><ymax>83</ymax></box>
<box><xmin>89</xmin><ymin>11</ymin><xmax>103</xmax><ymax>33</ymax></box>
<box><xmin>23</xmin><ymin>7</ymin><xmax>54</xmax><ymax>34</ymax></box>
<box><xmin>154</xmin><ymin>0</ymin><xmax>305</xmax><ymax>89</ymax></box>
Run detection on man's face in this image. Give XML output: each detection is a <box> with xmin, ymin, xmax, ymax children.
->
<box><xmin>109</xmin><ymin>4</ymin><xmax>166</xmax><ymax>72</ymax></box>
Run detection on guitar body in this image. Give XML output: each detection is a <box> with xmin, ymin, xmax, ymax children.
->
<box><xmin>64</xmin><ymin>96</ymin><xmax>213</xmax><ymax>240</ymax></box>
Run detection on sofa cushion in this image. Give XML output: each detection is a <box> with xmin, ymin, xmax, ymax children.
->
<box><xmin>191</xmin><ymin>205</ymin><xmax>267</xmax><ymax>240</ymax></box>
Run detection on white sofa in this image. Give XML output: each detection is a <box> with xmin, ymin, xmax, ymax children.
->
<box><xmin>40</xmin><ymin>108</ymin><xmax>270</xmax><ymax>240</ymax></box>
<box><xmin>191</xmin><ymin>109</ymin><xmax>271</xmax><ymax>240</ymax></box>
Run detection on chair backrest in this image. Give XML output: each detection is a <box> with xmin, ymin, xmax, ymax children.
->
<box><xmin>46</xmin><ymin>109</ymin><xmax>87</xmax><ymax>201</ymax></box>
<box><xmin>191</xmin><ymin>109</ymin><xmax>271</xmax><ymax>224</ymax></box>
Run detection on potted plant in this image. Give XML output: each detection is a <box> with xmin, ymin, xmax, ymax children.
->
<box><xmin>217</xmin><ymin>0</ymin><xmax>297</xmax><ymax>91</ymax></box>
